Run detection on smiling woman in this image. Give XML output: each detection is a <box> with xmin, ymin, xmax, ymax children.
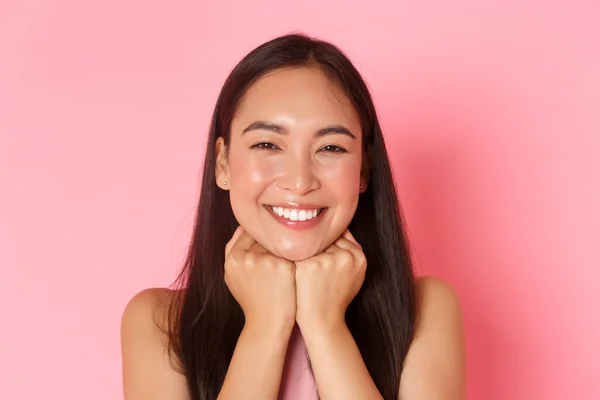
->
<box><xmin>218</xmin><ymin>66</ymin><xmax>364</xmax><ymax>261</ymax></box>
<box><xmin>120</xmin><ymin>33</ymin><xmax>466</xmax><ymax>400</ymax></box>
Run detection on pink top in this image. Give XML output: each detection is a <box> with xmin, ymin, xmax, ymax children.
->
<box><xmin>278</xmin><ymin>325</ymin><xmax>319</xmax><ymax>400</ymax></box>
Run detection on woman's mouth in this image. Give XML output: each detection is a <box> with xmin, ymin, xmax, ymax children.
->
<box><xmin>268</xmin><ymin>206</ymin><xmax>325</xmax><ymax>221</ymax></box>
<box><xmin>264</xmin><ymin>205</ymin><xmax>327</xmax><ymax>229</ymax></box>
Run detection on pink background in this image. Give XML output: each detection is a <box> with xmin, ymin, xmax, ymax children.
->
<box><xmin>1</xmin><ymin>1</ymin><xmax>599</xmax><ymax>399</ymax></box>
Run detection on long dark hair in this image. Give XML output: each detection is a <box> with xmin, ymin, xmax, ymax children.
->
<box><xmin>164</xmin><ymin>33</ymin><xmax>416</xmax><ymax>400</ymax></box>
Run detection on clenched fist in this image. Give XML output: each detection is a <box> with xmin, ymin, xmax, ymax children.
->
<box><xmin>294</xmin><ymin>229</ymin><xmax>367</xmax><ymax>331</ymax></box>
<box><xmin>224</xmin><ymin>226</ymin><xmax>297</xmax><ymax>331</ymax></box>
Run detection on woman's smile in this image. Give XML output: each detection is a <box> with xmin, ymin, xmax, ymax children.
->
<box><xmin>264</xmin><ymin>204</ymin><xmax>328</xmax><ymax>230</ymax></box>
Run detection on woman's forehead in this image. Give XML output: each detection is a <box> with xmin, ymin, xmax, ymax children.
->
<box><xmin>233</xmin><ymin>67</ymin><xmax>361</xmax><ymax>135</ymax></box>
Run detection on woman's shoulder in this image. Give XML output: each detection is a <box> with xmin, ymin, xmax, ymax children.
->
<box><xmin>399</xmin><ymin>276</ymin><xmax>466</xmax><ymax>397</ymax></box>
<box><xmin>414</xmin><ymin>275</ymin><xmax>461</xmax><ymax>306</ymax></box>
<box><xmin>121</xmin><ymin>287</ymin><xmax>189</xmax><ymax>398</ymax></box>
<box><xmin>123</xmin><ymin>287</ymin><xmax>178</xmax><ymax>312</ymax></box>
<box><xmin>121</xmin><ymin>287</ymin><xmax>179</xmax><ymax>333</ymax></box>
<box><xmin>413</xmin><ymin>275</ymin><xmax>463</xmax><ymax>330</ymax></box>
<box><xmin>121</xmin><ymin>287</ymin><xmax>181</xmax><ymax>355</ymax></box>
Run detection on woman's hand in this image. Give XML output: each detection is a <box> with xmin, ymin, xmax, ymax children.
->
<box><xmin>224</xmin><ymin>226</ymin><xmax>297</xmax><ymax>332</ymax></box>
<box><xmin>294</xmin><ymin>229</ymin><xmax>366</xmax><ymax>332</ymax></box>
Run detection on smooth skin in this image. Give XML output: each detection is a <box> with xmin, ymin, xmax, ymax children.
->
<box><xmin>121</xmin><ymin>66</ymin><xmax>466</xmax><ymax>399</ymax></box>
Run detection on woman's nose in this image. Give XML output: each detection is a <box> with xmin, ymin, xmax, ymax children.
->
<box><xmin>276</xmin><ymin>156</ymin><xmax>320</xmax><ymax>195</ymax></box>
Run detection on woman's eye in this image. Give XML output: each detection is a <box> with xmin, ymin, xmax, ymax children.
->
<box><xmin>252</xmin><ymin>142</ymin><xmax>279</xmax><ymax>151</ymax></box>
<box><xmin>320</xmin><ymin>145</ymin><xmax>347</xmax><ymax>153</ymax></box>
<box><xmin>251</xmin><ymin>143</ymin><xmax>346</xmax><ymax>153</ymax></box>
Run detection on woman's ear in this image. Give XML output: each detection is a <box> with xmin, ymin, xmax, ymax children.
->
<box><xmin>359</xmin><ymin>158</ymin><xmax>370</xmax><ymax>193</ymax></box>
<box><xmin>359</xmin><ymin>176</ymin><xmax>368</xmax><ymax>193</ymax></box>
<box><xmin>215</xmin><ymin>137</ymin><xmax>230</xmax><ymax>190</ymax></box>
<box><xmin>360</xmin><ymin>143</ymin><xmax>371</xmax><ymax>193</ymax></box>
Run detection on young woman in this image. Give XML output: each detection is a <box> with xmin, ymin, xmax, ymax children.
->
<box><xmin>121</xmin><ymin>33</ymin><xmax>466</xmax><ymax>400</ymax></box>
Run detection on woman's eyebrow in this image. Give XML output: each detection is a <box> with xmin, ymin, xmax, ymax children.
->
<box><xmin>241</xmin><ymin>121</ymin><xmax>356</xmax><ymax>139</ymax></box>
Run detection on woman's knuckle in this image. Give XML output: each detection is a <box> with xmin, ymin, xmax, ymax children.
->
<box><xmin>338</xmin><ymin>251</ymin><xmax>353</xmax><ymax>265</ymax></box>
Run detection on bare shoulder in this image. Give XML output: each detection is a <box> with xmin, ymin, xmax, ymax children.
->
<box><xmin>415</xmin><ymin>276</ymin><xmax>463</xmax><ymax>324</ymax></box>
<box><xmin>121</xmin><ymin>287</ymin><xmax>189</xmax><ymax>400</ymax></box>
<box><xmin>399</xmin><ymin>276</ymin><xmax>466</xmax><ymax>400</ymax></box>
<box><xmin>121</xmin><ymin>288</ymin><xmax>175</xmax><ymax>335</ymax></box>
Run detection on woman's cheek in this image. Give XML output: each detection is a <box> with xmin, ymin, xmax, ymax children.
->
<box><xmin>231</xmin><ymin>156</ymin><xmax>279</xmax><ymax>186</ymax></box>
<box><xmin>319</xmin><ymin>161</ymin><xmax>361</xmax><ymax>193</ymax></box>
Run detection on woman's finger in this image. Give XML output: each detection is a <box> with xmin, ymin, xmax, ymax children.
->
<box><xmin>225</xmin><ymin>226</ymin><xmax>243</xmax><ymax>257</ymax></box>
<box><xmin>226</xmin><ymin>226</ymin><xmax>257</xmax><ymax>258</ymax></box>
<box><xmin>324</xmin><ymin>243</ymin><xmax>342</xmax><ymax>253</ymax></box>
<box><xmin>341</xmin><ymin>229</ymin><xmax>362</xmax><ymax>250</ymax></box>
<box><xmin>335</xmin><ymin>237</ymin><xmax>364</xmax><ymax>263</ymax></box>
<box><xmin>249</xmin><ymin>241</ymin><xmax>269</xmax><ymax>254</ymax></box>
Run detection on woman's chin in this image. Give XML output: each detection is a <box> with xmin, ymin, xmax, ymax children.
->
<box><xmin>269</xmin><ymin>245</ymin><xmax>321</xmax><ymax>262</ymax></box>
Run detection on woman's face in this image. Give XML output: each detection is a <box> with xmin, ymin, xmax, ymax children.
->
<box><xmin>216</xmin><ymin>66</ymin><xmax>366</xmax><ymax>261</ymax></box>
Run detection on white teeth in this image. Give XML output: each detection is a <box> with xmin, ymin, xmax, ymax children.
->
<box><xmin>270</xmin><ymin>206</ymin><xmax>321</xmax><ymax>221</ymax></box>
<box><xmin>290</xmin><ymin>209</ymin><xmax>299</xmax><ymax>221</ymax></box>
<box><xmin>298</xmin><ymin>210</ymin><xmax>306</xmax><ymax>221</ymax></box>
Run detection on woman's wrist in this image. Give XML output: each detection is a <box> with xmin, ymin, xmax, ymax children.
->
<box><xmin>243</xmin><ymin>317</ymin><xmax>295</xmax><ymax>341</ymax></box>
<box><xmin>297</xmin><ymin>314</ymin><xmax>347</xmax><ymax>340</ymax></box>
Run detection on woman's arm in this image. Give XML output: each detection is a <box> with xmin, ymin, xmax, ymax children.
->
<box><xmin>301</xmin><ymin>321</ymin><xmax>384</xmax><ymax>400</ymax></box>
<box><xmin>294</xmin><ymin>230</ymin><xmax>384</xmax><ymax>400</ymax></box>
<box><xmin>217</xmin><ymin>322</ymin><xmax>293</xmax><ymax>400</ymax></box>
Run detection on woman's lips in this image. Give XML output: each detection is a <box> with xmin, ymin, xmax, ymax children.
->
<box><xmin>264</xmin><ymin>205</ymin><xmax>327</xmax><ymax>230</ymax></box>
<box><xmin>267</xmin><ymin>202</ymin><xmax>326</xmax><ymax>210</ymax></box>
